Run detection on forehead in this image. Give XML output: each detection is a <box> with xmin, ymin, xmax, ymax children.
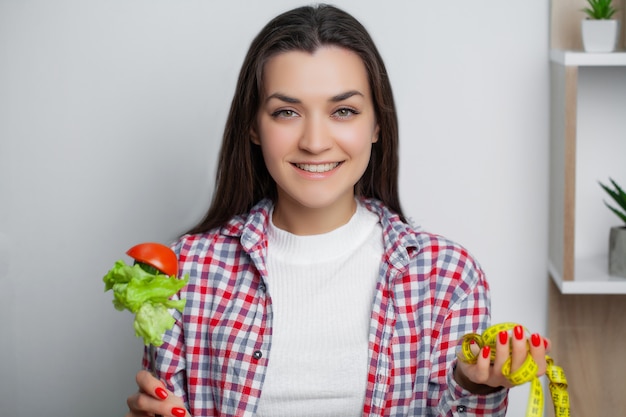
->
<box><xmin>261</xmin><ymin>46</ymin><xmax>370</xmax><ymax>98</ymax></box>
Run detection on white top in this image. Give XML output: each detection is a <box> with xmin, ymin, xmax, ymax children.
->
<box><xmin>255</xmin><ymin>201</ymin><xmax>383</xmax><ymax>417</ymax></box>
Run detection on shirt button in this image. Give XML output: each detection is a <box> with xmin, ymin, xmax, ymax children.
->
<box><xmin>252</xmin><ymin>350</ymin><xmax>263</xmax><ymax>360</ymax></box>
<box><xmin>376</xmin><ymin>374</ymin><xmax>385</xmax><ymax>383</ymax></box>
<box><xmin>457</xmin><ymin>405</ymin><xmax>467</xmax><ymax>413</ymax></box>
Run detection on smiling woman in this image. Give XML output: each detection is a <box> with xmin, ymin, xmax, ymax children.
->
<box><xmin>251</xmin><ymin>47</ymin><xmax>380</xmax><ymax>235</ymax></box>
<box><xmin>123</xmin><ymin>4</ymin><xmax>550</xmax><ymax>417</ymax></box>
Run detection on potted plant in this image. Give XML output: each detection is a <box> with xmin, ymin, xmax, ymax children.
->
<box><xmin>599</xmin><ymin>178</ymin><xmax>626</xmax><ymax>278</ymax></box>
<box><xmin>581</xmin><ymin>0</ymin><xmax>620</xmax><ymax>52</ymax></box>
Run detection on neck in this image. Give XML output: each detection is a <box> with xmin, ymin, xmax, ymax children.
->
<box><xmin>272</xmin><ymin>196</ymin><xmax>357</xmax><ymax>236</ymax></box>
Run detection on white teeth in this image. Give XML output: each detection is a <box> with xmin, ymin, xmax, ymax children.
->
<box><xmin>295</xmin><ymin>162</ymin><xmax>340</xmax><ymax>173</ymax></box>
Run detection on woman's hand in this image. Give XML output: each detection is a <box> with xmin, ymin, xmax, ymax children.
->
<box><xmin>455</xmin><ymin>325</ymin><xmax>550</xmax><ymax>393</ymax></box>
<box><xmin>126</xmin><ymin>370</ymin><xmax>189</xmax><ymax>417</ymax></box>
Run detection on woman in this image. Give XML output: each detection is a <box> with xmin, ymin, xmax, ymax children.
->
<box><xmin>126</xmin><ymin>4</ymin><xmax>548</xmax><ymax>417</ymax></box>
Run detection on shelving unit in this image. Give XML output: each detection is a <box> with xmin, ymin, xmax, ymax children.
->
<box><xmin>548</xmin><ymin>49</ymin><xmax>626</xmax><ymax>294</ymax></box>
<box><xmin>547</xmin><ymin>5</ymin><xmax>626</xmax><ymax>414</ymax></box>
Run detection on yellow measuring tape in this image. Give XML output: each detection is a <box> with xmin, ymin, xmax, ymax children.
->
<box><xmin>459</xmin><ymin>323</ymin><xmax>570</xmax><ymax>417</ymax></box>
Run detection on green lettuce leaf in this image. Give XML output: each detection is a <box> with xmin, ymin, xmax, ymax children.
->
<box><xmin>134</xmin><ymin>303</ymin><xmax>176</xmax><ymax>347</ymax></box>
<box><xmin>103</xmin><ymin>259</ymin><xmax>188</xmax><ymax>346</ymax></box>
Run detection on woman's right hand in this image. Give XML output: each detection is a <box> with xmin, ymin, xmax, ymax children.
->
<box><xmin>126</xmin><ymin>370</ymin><xmax>189</xmax><ymax>417</ymax></box>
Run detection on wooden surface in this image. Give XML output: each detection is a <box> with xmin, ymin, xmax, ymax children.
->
<box><xmin>546</xmin><ymin>278</ymin><xmax>626</xmax><ymax>416</ymax></box>
<box><xmin>562</xmin><ymin>66</ymin><xmax>577</xmax><ymax>281</ymax></box>
<box><xmin>548</xmin><ymin>63</ymin><xmax>578</xmax><ymax>282</ymax></box>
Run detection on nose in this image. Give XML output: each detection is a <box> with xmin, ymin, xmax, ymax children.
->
<box><xmin>299</xmin><ymin>114</ymin><xmax>332</xmax><ymax>154</ymax></box>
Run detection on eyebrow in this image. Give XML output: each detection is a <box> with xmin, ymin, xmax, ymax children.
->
<box><xmin>265</xmin><ymin>90</ymin><xmax>364</xmax><ymax>104</ymax></box>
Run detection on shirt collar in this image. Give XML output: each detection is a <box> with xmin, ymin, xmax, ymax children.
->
<box><xmin>219</xmin><ymin>198</ymin><xmax>420</xmax><ymax>269</ymax></box>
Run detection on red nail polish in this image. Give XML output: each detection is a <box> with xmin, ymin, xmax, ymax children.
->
<box><xmin>531</xmin><ymin>333</ymin><xmax>541</xmax><ymax>347</ymax></box>
<box><xmin>514</xmin><ymin>325</ymin><xmax>524</xmax><ymax>340</ymax></box>
<box><xmin>482</xmin><ymin>345</ymin><xmax>491</xmax><ymax>359</ymax></box>
<box><xmin>544</xmin><ymin>338</ymin><xmax>548</xmax><ymax>349</ymax></box>
<box><xmin>172</xmin><ymin>407</ymin><xmax>187</xmax><ymax>417</ymax></box>
<box><xmin>499</xmin><ymin>330</ymin><xmax>508</xmax><ymax>345</ymax></box>
<box><xmin>155</xmin><ymin>387</ymin><xmax>168</xmax><ymax>400</ymax></box>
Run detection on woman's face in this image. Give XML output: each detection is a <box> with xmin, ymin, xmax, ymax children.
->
<box><xmin>252</xmin><ymin>46</ymin><xmax>379</xmax><ymax>231</ymax></box>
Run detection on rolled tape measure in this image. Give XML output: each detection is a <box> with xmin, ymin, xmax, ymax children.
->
<box><xmin>459</xmin><ymin>323</ymin><xmax>570</xmax><ymax>417</ymax></box>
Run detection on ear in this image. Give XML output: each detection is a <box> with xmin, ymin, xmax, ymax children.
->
<box><xmin>250</xmin><ymin>126</ymin><xmax>261</xmax><ymax>145</ymax></box>
<box><xmin>371</xmin><ymin>123</ymin><xmax>380</xmax><ymax>143</ymax></box>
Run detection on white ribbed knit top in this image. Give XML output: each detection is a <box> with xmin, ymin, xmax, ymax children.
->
<box><xmin>255</xmin><ymin>201</ymin><xmax>383</xmax><ymax>417</ymax></box>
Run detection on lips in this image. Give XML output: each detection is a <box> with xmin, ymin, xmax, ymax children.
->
<box><xmin>294</xmin><ymin>162</ymin><xmax>341</xmax><ymax>173</ymax></box>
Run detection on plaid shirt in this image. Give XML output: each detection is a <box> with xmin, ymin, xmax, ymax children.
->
<box><xmin>150</xmin><ymin>198</ymin><xmax>508</xmax><ymax>416</ymax></box>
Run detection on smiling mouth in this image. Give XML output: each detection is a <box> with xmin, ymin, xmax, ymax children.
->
<box><xmin>294</xmin><ymin>162</ymin><xmax>341</xmax><ymax>173</ymax></box>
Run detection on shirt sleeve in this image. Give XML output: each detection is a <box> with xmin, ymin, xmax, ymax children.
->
<box><xmin>428</xmin><ymin>246</ymin><xmax>509</xmax><ymax>416</ymax></box>
<box><xmin>141</xmin><ymin>235</ymin><xmax>200</xmax><ymax>412</ymax></box>
<box><xmin>143</xmin><ymin>301</ymin><xmax>190</xmax><ymax>407</ymax></box>
<box><xmin>436</xmin><ymin>361</ymin><xmax>508</xmax><ymax>416</ymax></box>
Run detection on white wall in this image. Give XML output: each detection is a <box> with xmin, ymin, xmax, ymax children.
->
<box><xmin>0</xmin><ymin>1</ymin><xmax>550</xmax><ymax>416</ymax></box>
<box><xmin>575</xmin><ymin>68</ymin><xmax>626</xmax><ymax>259</ymax></box>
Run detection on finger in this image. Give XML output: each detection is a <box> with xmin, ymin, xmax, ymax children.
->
<box><xmin>128</xmin><ymin>391</ymin><xmax>173</xmax><ymax>416</ymax></box>
<box><xmin>455</xmin><ymin>338</ymin><xmax>481</xmax><ymax>365</ymax></box>
<box><xmin>472</xmin><ymin>345</ymin><xmax>492</xmax><ymax>384</ymax></box>
<box><xmin>529</xmin><ymin>333</ymin><xmax>547</xmax><ymax>376</ymax></box>
<box><xmin>492</xmin><ymin>330</ymin><xmax>510</xmax><ymax>376</ymax></box>
<box><xmin>510</xmin><ymin>325</ymin><xmax>527</xmax><ymax>372</ymax></box>
<box><xmin>128</xmin><ymin>390</ymin><xmax>189</xmax><ymax>417</ymax></box>
<box><xmin>136</xmin><ymin>370</ymin><xmax>169</xmax><ymax>399</ymax></box>
<box><xmin>544</xmin><ymin>336</ymin><xmax>552</xmax><ymax>354</ymax></box>
<box><xmin>469</xmin><ymin>340</ymin><xmax>480</xmax><ymax>356</ymax></box>
<box><xmin>128</xmin><ymin>371</ymin><xmax>190</xmax><ymax>417</ymax></box>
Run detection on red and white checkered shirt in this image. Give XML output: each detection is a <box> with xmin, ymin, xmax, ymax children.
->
<box><xmin>148</xmin><ymin>198</ymin><xmax>508</xmax><ymax>416</ymax></box>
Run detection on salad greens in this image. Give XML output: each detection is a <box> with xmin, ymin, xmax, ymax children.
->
<box><xmin>103</xmin><ymin>260</ymin><xmax>188</xmax><ymax>346</ymax></box>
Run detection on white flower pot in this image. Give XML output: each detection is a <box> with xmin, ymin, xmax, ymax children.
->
<box><xmin>582</xmin><ymin>19</ymin><xmax>620</xmax><ymax>53</ymax></box>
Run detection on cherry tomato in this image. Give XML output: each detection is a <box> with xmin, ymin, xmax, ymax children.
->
<box><xmin>126</xmin><ymin>242</ymin><xmax>178</xmax><ymax>277</ymax></box>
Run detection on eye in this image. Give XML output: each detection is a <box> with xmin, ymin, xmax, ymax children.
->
<box><xmin>271</xmin><ymin>109</ymin><xmax>299</xmax><ymax>119</ymax></box>
<box><xmin>333</xmin><ymin>107</ymin><xmax>359</xmax><ymax>119</ymax></box>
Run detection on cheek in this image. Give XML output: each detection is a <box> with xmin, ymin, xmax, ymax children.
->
<box><xmin>334</xmin><ymin>124</ymin><xmax>377</xmax><ymax>155</ymax></box>
<box><xmin>257</xmin><ymin>119</ymin><xmax>287</xmax><ymax>147</ymax></box>
<box><xmin>256</xmin><ymin>123</ymin><xmax>296</xmax><ymax>167</ymax></box>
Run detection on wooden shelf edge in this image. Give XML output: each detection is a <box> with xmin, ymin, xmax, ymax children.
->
<box><xmin>550</xmin><ymin>49</ymin><xmax>626</xmax><ymax>66</ymax></box>
<box><xmin>549</xmin><ymin>261</ymin><xmax>626</xmax><ymax>294</ymax></box>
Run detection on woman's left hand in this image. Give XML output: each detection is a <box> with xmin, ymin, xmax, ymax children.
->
<box><xmin>454</xmin><ymin>325</ymin><xmax>550</xmax><ymax>392</ymax></box>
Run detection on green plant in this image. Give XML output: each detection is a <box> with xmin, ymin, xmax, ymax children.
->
<box><xmin>582</xmin><ymin>0</ymin><xmax>618</xmax><ymax>19</ymax></box>
<box><xmin>599</xmin><ymin>178</ymin><xmax>626</xmax><ymax>225</ymax></box>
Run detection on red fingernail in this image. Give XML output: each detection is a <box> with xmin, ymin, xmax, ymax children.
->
<box><xmin>531</xmin><ymin>333</ymin><xmax>541</xmax><ymax>347</ymax></box>
<box><xmin>544</xmin><ymin>338</ymin><xmax>548</xmax><ymax>349</ymax></box>
<box><xmin>155</xmin><ymin>386</ymin><xmax>168</xmax><ymax>400</ymax></box>
<box><xmin>482</xmin><ymin>345</ymin><xmax>491</xmax><ymax>359</ymax></box>
<box><xmin>172</xmin><ymin>407</ymin><xmax>187</xmax><ymax>417</ymax></box>
<box><xmin>514</xmin><ymin>325</ymin><xmax>524</xmax><ymax>340</ymax></box>
<box><xmin>499</xmin><ymin>330</ymin><xmax>508</xmax><ymax>345</ymax></box>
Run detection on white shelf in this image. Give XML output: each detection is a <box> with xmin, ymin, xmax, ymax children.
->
<box><xmin>549</xmin><ymin>256</ymin><xmax>626</xmax><ymax>294</ymax></box>
<box><xmin>550</xmin><ymin>49</ymin><xmax>626</xmax><ymax>66</ymax></box>
<box><xmin>548</xmin><ymin>49</ymin><xmax>626</xmax><ymax>295</ymax></box>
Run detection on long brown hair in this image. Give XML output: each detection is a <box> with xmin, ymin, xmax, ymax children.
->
<box><xmin>186</xmin><ymin>4</ymin><xmax>405</xmax><ymax>235</ymax></box>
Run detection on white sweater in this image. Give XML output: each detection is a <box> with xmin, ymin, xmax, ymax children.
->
<box><xmin>255</xmin><ymin>202</ymin><xmax>384</xmax><ymax>417</ymax></box>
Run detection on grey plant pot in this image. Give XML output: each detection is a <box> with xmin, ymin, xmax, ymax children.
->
<box><xmin>609</xmin><ymin>226</ymin><xmax>626</xmax><ymax>278</ymax></box>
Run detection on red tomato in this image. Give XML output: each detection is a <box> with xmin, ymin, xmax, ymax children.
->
<box><xmin>126</xmin><ymin>242</ymin><xmax>178</xmax><ymax>277</ymax></box>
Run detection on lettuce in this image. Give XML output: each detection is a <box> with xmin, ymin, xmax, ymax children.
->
<box><xmin>103</xmin><ymin>260</ymin><xmax>188</xmax><ymax>346</ymax></box>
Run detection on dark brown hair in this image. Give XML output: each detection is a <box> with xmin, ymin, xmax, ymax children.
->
<box><xmin>186</xmin><ymin>4</ymin><xmax>405</xmax><ymax>234</ymax></box>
